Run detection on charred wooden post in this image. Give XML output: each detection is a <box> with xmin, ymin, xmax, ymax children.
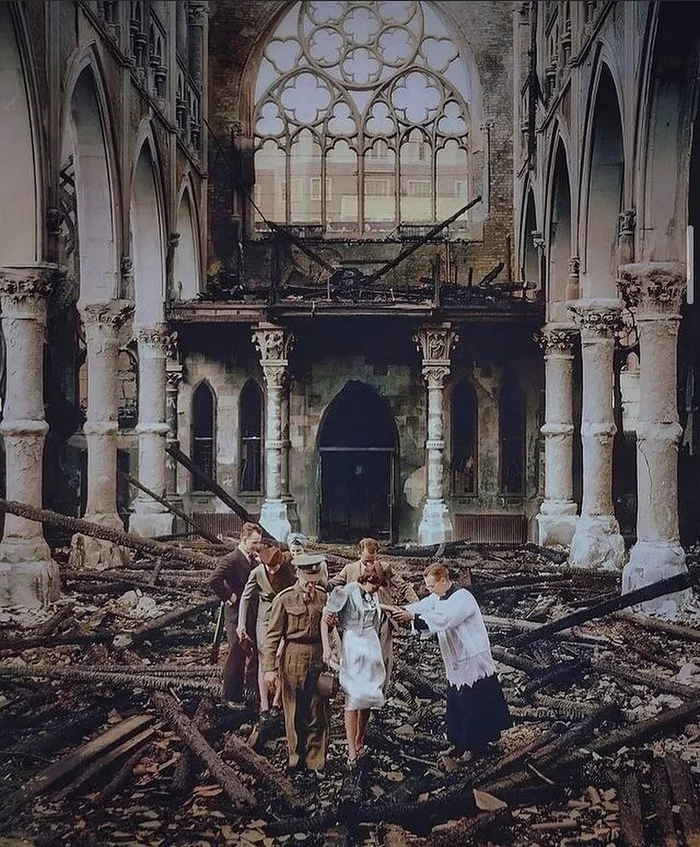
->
<box><xmin>33</xmin><ymin>602</ymin><xmax>75</xmax><ymax>638</ymax></box>
<box><xmin>617</xmin><ymin>763</ymin><xmax>646</xmax><ymax>847</ymax></box>
<box><xmin>650</xmin><ymin>757</ymin><xmax>681</xmax><ymax>847</ymax></box>
<box><xmin>151</xmin><ymin>691</ymin><xmax>256</xmax><ymax>810</ymax></box>
<box><xmin>0</xmin><ymin>498</ymin><xmax>218</xmax><ymax>568</ymax></box>
<box><xmin>173</xmin><ymin>697</ymin><xmax>214</xmax><ymax>794</ymax></box>
<box><xmin>223</xmin><ymin>728</ymin><xmax>305</xmax><ymax>810</ymax></box>
<box><xmin>664</xmin><ymin>753</ymin><xmax>700</xmax><ymax>847</ymax></box>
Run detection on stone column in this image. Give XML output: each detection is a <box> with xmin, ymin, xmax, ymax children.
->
<box><xmin>187</xmin><ymin>2</ymin><xmax>207</xmax><ymax>86</ymax></box>
<box><xmin>69</xmin><ymin>300</ymin><xmax>134</xmax><ymax>570</ymax></box>
<box><xmin>165</xmin><ymin>365</ymin><xmax>183</xmax><ymax>498</ymax></box>
<box><xmin>618</xmin><ymin>262</ymin><xmax>691</xmax><ymax>615</ymax></box>
<box><xmin>129</xmin><ymin>325</ymin><xmax>175</xmax><ymax>538</ymax></box>
<box><xmin>253</xmin><ymin>323</ymin><xmax>294</xmax><ymax>542</ymax></box>
<box><xmin>536</xmin><ymin>325</ymin><xmax>579</xmax><ymax>546</ymax></box>
<box><xmin>0</xmin><ymin>267</ymin><xmax>59</xmax><ymax>607</ymax></box>
<box><xmin>568</xmin><ymin>299</ymin><xmax>626</xmax><ymax>570</ymax></box>
<box><xmin>414</xmin><ymin>324</ymin><xmax>459</xmax><ymax>545</ymax></box>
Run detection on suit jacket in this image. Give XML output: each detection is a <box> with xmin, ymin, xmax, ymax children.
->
<box><xmin>209</xmin><ymin>547</ymin><xmax>258</xmax><ymax>630</ymax></box>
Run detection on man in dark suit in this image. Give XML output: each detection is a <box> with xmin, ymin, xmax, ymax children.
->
<box><xmin>210</xmin><ymin>521</ymin><xmax>263</xmax><ymax>709</ymax></box>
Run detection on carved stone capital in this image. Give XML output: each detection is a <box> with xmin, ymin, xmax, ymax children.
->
<box><xmin>261</xmin><ymin>365</ymin><xmax>287</xmax><ymax>390</ymax></box>
<box><xmin>0</xmin><ymin>267</ymin><xmax>55</xmax><ymax>305</ymax></box>
<box><xmin>187</xmin><ymin>2</ymin><xmax>208</xmax><ymax>25</ymax></box>
<box><xmin>618</xmin><ymin>262</ymin><xmax>685</xmax><ymax>318</ymax></box>
<box><xmin>137</xmin><ymin>324</ymin><xmax>178</xmax><ymax>357</ymax></box>
<box><xmin>80</xmin><ymin>300</ymin><xmax>134</xmax><ymax>330</ymax></box>
<box><xmin>618</xmin><ymin>209</ymin><xmax>636</xmax><ymax>239</ymax></box>
<box><xmin>253</xmin><ymin>323</ymin><xmax>294</xmax><ymax>365</ymax></box>
<box><xmin>166</xmin><ymin>367</ymin><xmax>184</xmax><ymax>391</ymax></box>
<box><xmin>568</xmin><ymin>299</ymin><xmax>623</xmax><ymax>338</ymax></box>
<box><xmin>414</xmin><ymin>323</ymin><xmax>459</xmax><ymax>365</ymax></box>
<box><xmin>535</xmin><ymin>325</ymin><xmax>578</xmax><ymax>353</ymax></box>
<box><xmin>568</xmin><ymin>256</ymin><xmax>580</xmax><ymax>276</ymax></box>
<box><xmin>422</xmin><ymin>364</ymin><xmax>450</xmax><ymax>389</ymax></box>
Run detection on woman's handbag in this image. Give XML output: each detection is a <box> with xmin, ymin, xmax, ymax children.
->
<box><xmin>316</xmin><ymin>666</ymin><xmax>339</xmax><ymax>698</ymax></box>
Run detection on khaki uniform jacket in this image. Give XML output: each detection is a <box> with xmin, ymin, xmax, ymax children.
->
<box><xmin>261</xmin><ymin>583</ymin><xmax>327</xmax><ymax>673</ymax></box>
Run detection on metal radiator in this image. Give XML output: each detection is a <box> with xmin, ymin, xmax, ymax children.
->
<box><xmin>453</xmin><ymin>513</ymin><xmax>527</xmax><ymax>544</ymax></box>
<box><xmin>189</xmin><ymin>512</ymin><xmax>247</xmax><ymax>539</ymax></box>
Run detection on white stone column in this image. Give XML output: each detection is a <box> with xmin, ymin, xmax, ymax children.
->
<box><xmin>414</xmin><ymin>324</ymin><xmax>459</xmax><ymax>546</ymax></box>
<box><xmin>618</xmin><ymin>262</ymin><xmax>691</xmax><ymax>615</ymax></box>
<box><xmin>568</xmin><ymin>299</ymin><xmax>626</xmax><ymax>570</ymax></box>
<box><xmin>129</xmin><ymin>325</ymin><xmax>175</xmax><ymax>538</ymax></box>
<box><xmin>253</xmin><ymin>323</ymin><xmax>294</xmax><ymax>542</ymax></box>
<box><xmin>0</xmin><ymin>267</ymin><xmax>59</xmax><ymax>607</ymax></box>
<box><xmin>69</xmin><ymin>301</ymin><xmax>134</xmax><ymax>569</ymax></box>
<box><xmin>536</xmin><ymin>325</ymin><xmax>579</xmax><ymax>546</ymax></box>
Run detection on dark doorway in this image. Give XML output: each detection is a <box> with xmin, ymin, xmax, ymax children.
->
<box><xmin>318</xmin><ymin>382</ymin><xmax>397</xmax><ymax>542</ymax></box>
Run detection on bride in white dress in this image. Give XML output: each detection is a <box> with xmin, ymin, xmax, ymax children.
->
<box><xmin>322</xmin><ymin>569</ymin><xmax>387</xmax><ymax>764</ymax></box>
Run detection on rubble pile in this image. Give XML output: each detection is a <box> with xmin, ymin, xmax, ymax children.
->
<box><xmin>0</xmin><ymin>537</ymin><xmax>699</xmax><ymax>847</ymax></box>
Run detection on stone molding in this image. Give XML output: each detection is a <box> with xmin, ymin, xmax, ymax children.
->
<box><xmin>618</xmin><ymin>209</ymin><xmax>636</xmax><ymax>240</ymax></box>
<box><xmin>541</xmin><ymin>422</ymin><xmax>575</xmax><ymax>437</ymax></box>
<box><xmin>635</xmin><ymin>421</ymin><xmax>683</xmax><ymax>444</ymax></box>
<box><xmin>569</xmin><ymin>299</ymin><xmax>623</xmax><ymax>337</ymax></box>
<box><xmin>618</xmin><ymin>262</ymin><xmax>685</xmax><ymax>317</ymax></box>
<box><xmin>568</xmin><ymin>256</ymin><xmax>580</xmax><ymax>276</ymax></box>
<box><xmin>0</xmin><ymin>419</ymin><xmax>49</xmax><ymax>437</ymax></box>
<box><xmin>166</xmin><ymin>368</ymin><xmax>184</xmax><ymax>390</ymax></box>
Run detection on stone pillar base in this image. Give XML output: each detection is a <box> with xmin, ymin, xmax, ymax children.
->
<box><xmin>259</xmin><ymin>499</ymin><xmax>292</xmax><ymax>543</ymax></box>
<box><xmin>68</xmin><ymin>534</ymin><xmax>132</xmax><ymax>571</ymax></box>
<box><xmin>537</xmin><ymin>510</ymin><xmax>578</xmax><ymax>548</ymax></box>
<box><xmin>569</xmin><ymin>515</ymin><xmax>626</xmax><ymax>570</ymax></box>
<box><xmin>418</xmin><ymin>499</ymin><xmax>453</xmax><ymax>546</ymax></box>
<box><xmin>0</xmin><ymin>559</ymin><xmax>60</xmax><ymax>609</ymax></box>
<box><xmin>129</xmin><ymin>512</ymin><xmax>174</xmax><ymax>539</ymax></box>
<box><xmin>622</xmin><ymin>541</ymin><xmax>692</xmax><ymax>618</ymax></box>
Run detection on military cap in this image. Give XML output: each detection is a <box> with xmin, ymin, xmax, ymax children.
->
<box><xmin>294</xmin><ymin>552</ymin><xmax>326</xmax><ymax>577</ymax></box>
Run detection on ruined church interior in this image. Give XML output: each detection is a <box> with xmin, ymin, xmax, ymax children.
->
<box><xmin>0</xmin><ymin>1</ymin><xmax>700</xmax><ymax>845</ymax></box>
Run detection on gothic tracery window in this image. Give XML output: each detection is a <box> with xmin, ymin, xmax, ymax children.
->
<box><xmin>253</xmin><ymin>1</ymin><xmax>475</xmax><ymax>237</ymax></box>
<box><xmin>239</xmin><ymin>380</ymin><xmax>263</xmax><ymax>493</ymax></box>
<box><xmin>192</xmin><ymin>381</ymin><xmax>216</xmax><ymax>488</ymax></box>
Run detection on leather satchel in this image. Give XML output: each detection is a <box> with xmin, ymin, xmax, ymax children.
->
<box><xmin>316</xmin><ymin>667</ymin><xmax>339</xmax><ymax>698</ymax></box>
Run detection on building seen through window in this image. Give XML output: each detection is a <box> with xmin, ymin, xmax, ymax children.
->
<box><xmin>253</xmin><ymin>0</ymin><xmax>476</xmax><ymax>236</ymax></box>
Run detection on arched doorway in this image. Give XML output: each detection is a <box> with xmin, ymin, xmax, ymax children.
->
<box><xmin>318</xmin><ymin>382</ymin><xmax>397</xmax><ymax>542</ymax></box>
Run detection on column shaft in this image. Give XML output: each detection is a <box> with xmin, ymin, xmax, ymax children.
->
<box><xmin>253</xmin><ymin>324</ymin><xmax>294</xmax><ymax>542</ymax></box>
<box><xmin>618</xmin><ymin>262</ymin><xmax>689</xmax><ymax>615</ymax></box>
<box><xmin>165</xmin><ymin>368</ymin><xmax>183</xmax><ymax>497</ymax></box>
<box><xmin>414</xmin><ymin>324</ymin><xmax>459</xmax><ymax>546</ymax></box>
<box><xmin>537</xmin><ymin>326</ymin><xmax>578</xmax><ymax>546</ymax></box>
<box><xmin>0</xmin><ymin>268</ymin><xmax>59</xmax><ymax>608</ymax></box>
<box><xmin>568</xmin><ymin>300</ymin><xmax>625</xmax><ymax>570</ymax></box>
<box><xmin>129</xmin><ymin>325</ymin><xmax>174</xmax><ymax>538</ymax></box>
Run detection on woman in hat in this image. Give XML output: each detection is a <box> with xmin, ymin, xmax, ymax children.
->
<box><xmin>321</xmin><ymin>564</ymin><xmax>388</xmax><ymax>765</ymax></box>
<box><xmin>238</xmin><ymin>545</ymin><xmax>297</xmax><ymax>721</ymax></box>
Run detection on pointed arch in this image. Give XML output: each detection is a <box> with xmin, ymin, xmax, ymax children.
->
<box><xmin>547</xmin><ymin>137</ymin><xmax>573</xmax><ymax>321</ymax></box>
<box><xmin>637</xmin><ymin>4</ymin><xmax>700</xmax><ymax>262</ymax></box>
<box><xmin>191</xmin><ymin>380</ymin><xmax>216</xmax><ymax>488</ymax></box>
<box><xmin>451</xmin><ymin>377</ymin><xmax>477</xmax><ymax>495</ymax></box>
<box><xmin>521</xmin><ymin>186</ymin><xmax>539</xmax><ymax>287</ymax></box>
<box><xmin>581</xmin><ymin>61</ymin><xmax>624</xmax><ymax>297</ymax></box>
<box><xmin>131</xmin><ymin>132</ymin><xmax>166</xmax><ymax>324</ymax></box>
<box><xmin>239</xmin><ymin>379</ymin><xmax>263</xmax><ymax>493</ymax></box>
<box><xmin>63</xmin><ymin>54</ymin><xmax>120</xmax><ymax>301</ymax></box>
<box><xmin>0</xmin><ymin>3</ymin><xmax>43</xmax><ymax>264</ymax></box>
<box><xmin>174</xmin><ymin>180</ymin><xmax>201</xmax><ymax>300</ymax></box>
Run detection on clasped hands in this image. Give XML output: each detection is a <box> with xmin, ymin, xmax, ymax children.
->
<box><xmin>381</xmin><ymin>604</ymin><xmax>414</xmax><ymax>625</ymax></box>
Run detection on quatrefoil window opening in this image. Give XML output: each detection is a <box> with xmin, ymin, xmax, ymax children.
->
<box><xmin>253</xmin><ymin>0</ymin><xmax>474</xmax><ymax>236</ymax></box>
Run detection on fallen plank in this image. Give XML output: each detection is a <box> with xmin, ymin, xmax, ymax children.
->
<box><xmin>617</xmin><ymin>764</ymin><xmax>645</xmax><ymax>847</ymax></box>
<box><xmin>650</xmin><ymin>757</ymin><xmax>681</xmax><ymax>847</ymax></box>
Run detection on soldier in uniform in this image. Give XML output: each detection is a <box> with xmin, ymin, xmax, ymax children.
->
<box><xmin>261</xmin><ymin>553</ymin><xmax>329</xmax><ymax>774</ymax></box>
